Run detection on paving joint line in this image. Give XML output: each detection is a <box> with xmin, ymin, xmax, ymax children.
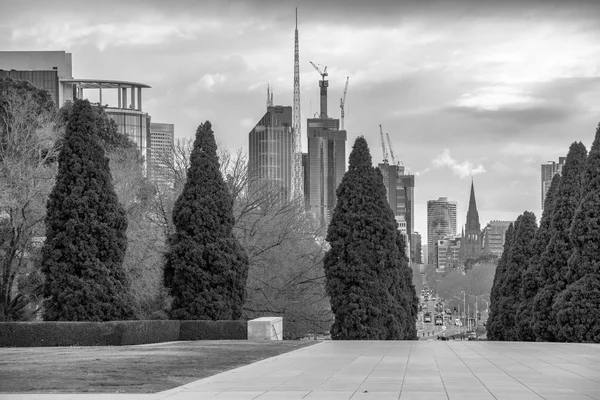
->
<box><xmin>432</xmin><ymin>351</ymin><xmax>450</xmax><ymax>400</ymax></box>
<box><xmin>446</xmin><ymin>342</ymin><xmax>499</xmax><ymax>400</ymax></box>
<box><xmin>348</xmin><ymin>351</ymin><xmax>386</xmax><ymax>399</ymax></box>
<box><xmin>465</xmin><ymin>343</ymin><xmax>550</xmax><ymax>399</ymax></box>
<box><xmin>397</xmin><ymin>340</ymin><xmax>413</xmax><ymax>400</ymax></box>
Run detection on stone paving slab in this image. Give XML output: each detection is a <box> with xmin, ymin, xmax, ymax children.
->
<box><xmin>1</xmin><ymin>341</ymin><xmax>599</xmax><ymax>400</ymax></box>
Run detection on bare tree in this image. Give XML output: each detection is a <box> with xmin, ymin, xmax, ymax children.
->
<box><xmin>154</xmin><ymin>139</ymin><xmax>332</xmax><ymax>336</ymax></box>
<box><xmin>0</xmin><ymin>80</ymin><xmax>61</xmax><ymax>321</ymax></box>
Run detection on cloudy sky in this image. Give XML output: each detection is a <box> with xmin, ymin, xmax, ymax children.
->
<box><xmin>2</xmin><ymin>0</ymin><xmax>600</xmax><ymax>243</ymax></box>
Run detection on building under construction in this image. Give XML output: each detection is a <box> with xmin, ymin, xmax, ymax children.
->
<box><xmin>306</xmin><ymin>63</ymin><xmax>347</xmax><ymax>228</ymax></box>
<box><xmin>377</xmin><ymin>126</ymin><xmax>416</xmax><ymax>261</ymax></box>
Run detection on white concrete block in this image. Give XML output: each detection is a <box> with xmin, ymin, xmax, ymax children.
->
<box><xmin>248</xmin><ymin>317</ymin><xmax>283</xmax><ymax>340</ymax></box>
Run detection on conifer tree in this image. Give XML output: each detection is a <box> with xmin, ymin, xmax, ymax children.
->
<box><xmin>494</xmin><ymin>211</ymin><xmax>537</xmax><ymax>340</ymax></box>
<box><xmin>532</xmin><ymin>141</ymin><xmax>587</xmax><ymax>341</ymax></box>
<box><xmin>516</xmin><ymin>174</ymin><xmax>560</xmax><ymax>341</ymax></box>
<box><xmin>164</xmin><ymin>121</ymin><xmax>248</xmax><ymax>320</ymax></box>
<box><xmin>41</xmin><ymin>99</ymin><xmax>134</xmax><ymax>321</ymax></box>
<box><xmin>487</xmin><ymin>223</ymin><xmax>514</xmax><ymax>340</ymax></box>
<box><xmin>553</xmin><ymin>123</ymin><xmax>600</xmax><ymax>342</ymax></box>
<box><xmin>324</xmin><ymin>137</ymin><xmax>415</xmax><ymax>339</ymax></box>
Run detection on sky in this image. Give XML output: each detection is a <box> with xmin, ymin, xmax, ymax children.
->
<box><xmin>2</xmin><ymin>0</ymin><xmax>600</xmax><ymax>244</ymax></box>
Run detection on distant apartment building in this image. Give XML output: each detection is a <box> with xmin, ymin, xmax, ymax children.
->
<box><xmin>248</xmin><ymin>105</ymin><xmax>294</xmax><ymax>200</ymax></box>
<box><xmin>427</xmin><ymin>197</ymin><xmax>457</xmax><ymax>266</ymax></box>
<box><xmin>482</xmin><ymin>220</ymin><xmax>513</xmax><ymax>257</ymax></box>
<box><xmin>541</xmin><ymin>157</ymin><xmax>566</xmax><ymax>208</ymax></box>
<box><xmin>0</xmin><ymin>51</ymin><xmax>153</xmax><ymax>176</ymax></box>
<box><xmin>436</xmin><ymin>237</ymin><xmax>462</xmax><ymax>270</ymax></box>
<box><xmin>149</xmin><ymin>123</ymin><xmax>174</xmax><ymax>188</ymax></box>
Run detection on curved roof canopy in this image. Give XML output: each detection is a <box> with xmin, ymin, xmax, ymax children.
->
<box><xmin>60</xmin><ymin>78</ymin><xmax>151</xmax><ymax>89</ymax></box>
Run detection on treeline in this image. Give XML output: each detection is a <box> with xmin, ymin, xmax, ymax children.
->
<box><xmin>2</xmin><ymin>78</ymin><xmax>419</xmax><ymax>340</ymax></box>
<box><xmin>487</xmin><ymin>125</ymin><xmax>600</xmax><ymax>343</ymax></box>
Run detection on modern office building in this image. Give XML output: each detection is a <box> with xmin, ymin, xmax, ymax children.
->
<box><xmin>422</xmin><ymin>245</ymin><xmax>428</xmax><ymax>265</ymax></box>
<box><xmin>248</xmin><ymin>105</ymin><xmax>294</xmax><ymax>200</ymax></box>
<box><xmin>0</xmin><ymin>50</ymin><xmax>74</xmax><ymax>106</ymax></box>
<box><xmin>427</xmin><ymin>197</ymin><xmax>457</xmax><ymax>266</ymax></box>
<box><xmin>149</xmin><ymin>123</ymin><xmax>174</xmax><ymax>188</ymax></box>
<box><xmin>306</xmin><ymin>70</ymin><xmax>347</xmax><ymax>227</ymax></box>
<box><xmin>0</xmin><ymin>51</ymin><xmax>153</xmax><ymax>176</ymax></box>
<box><xmin>459</xmin><ymin>180</ymin><xmax>482</xmax><ymax>263</ymax></box>
<box><xmin>436</xmin><ymin>237</ymin><xmax>462</xmax><ymax>270</ymax></box>
<box><xmin>541</xmin><ymin>157</ymin><xmax>566</xmax><ymax>208</ymax></box>
<box><xmin>378</xmin><ymin>163</ymin><xmax>415</xmax><ymax>237</ymax></box>
<box><xmin>482</xmin><ymin>220</ymin><xmax>513</xmax><ymax>257</ymax></box>
<box><xmin>411</xmin><ymin>232</ymin><xmax>422</xmax><ymax>264</ymax></box>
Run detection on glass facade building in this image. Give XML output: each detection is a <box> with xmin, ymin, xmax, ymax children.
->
<box><xmin>427</xmin><ymin>197</ymin><xmax>457</xmax><ymax>266</ymax></box>
<box><xmin>248</xmin><ymin>106</ymin><xmax>294</xmax><ymax>200</ymax></box>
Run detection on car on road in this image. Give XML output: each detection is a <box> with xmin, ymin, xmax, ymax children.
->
<box><xmin>455</xmin><ymin>318</ymin><xmax>462</xmax><ymax>327</ymax></box>
<box><xmin>424</xmin><ymin>312</ymin><xmax>432</xmax><ymax>323</ymax></box>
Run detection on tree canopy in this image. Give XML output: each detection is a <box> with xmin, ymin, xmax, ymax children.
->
<box><xmin>164</xmin><ymin>121</ymin><xmax>249</xmax><ymax>320</ymax></box>
<box><xmin>323</xmin><ymin>136</ymin><xmax>416</xmax><ymax>340</ymax></box>
<box><xmin>41</xmin><ymin>99</ymin><xmax>134</xmax><ymax>321</ymax></box>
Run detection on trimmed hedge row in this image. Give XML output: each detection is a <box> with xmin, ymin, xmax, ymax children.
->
<box><xmin>180</xmin><ymin>320</ymin><xmax>247</xmax><ymax>340</ymax></box>
<box><xmin>0</xmin><ymin>320</ymin><xmax>245</xmax><ymax>347</ymax></box>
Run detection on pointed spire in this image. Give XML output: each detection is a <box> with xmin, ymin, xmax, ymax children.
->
<box><xmin>266</xmin><ymin>84</ymin><xmax>270</xmax><ymax>108</ymax></box>
<box><xmin>466</xmin><ymin>179</ymin><xmax>480</xmax><ymax>231</ymax></box>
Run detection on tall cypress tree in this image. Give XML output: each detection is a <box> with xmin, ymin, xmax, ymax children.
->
<box><xmin>532</xmin><ymin>141</ymin><xmax>587</xmax><ymax>341</ymax></box>
<box><xmin>164</xmin><ymin>121</ymin><xmax>248</xmax><ymax>320</ymax></box>
<box><xmin>487</xmin><ymin>223</ymin><xmax>514</xmax><ymax>340</ymax></box>
<box><xmin>41</xmin><ymin>99</ymin><xmax>134</xmax><ymax>321</ymax></box>
<box><xmin>397</xmin><ymin>232</ymin><xmax>419</xmax><ymax>340</ymax></box>
<box><xmin>494</xmin><ymin>211</ymin><xmax>537</xmax><ymax>340</ymax></box>
<box><xmin>516</xmin><ymin>174</ymin><xmax>560</xmax><ymax>341</ymax></box>
<box><xmin>324</xmin><ymin>137</ymin><xmax>413</xmax><ymax>339</ymax></box>
<box><xmin>553</xmin><ymin>123</ymin><xmax>600</xmax><ymax>342</ymax></box>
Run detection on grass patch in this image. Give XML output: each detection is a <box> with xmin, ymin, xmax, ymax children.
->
<box><xmin>0</xmin><ymin>340</ymin><xmax>319</xmax><ymax>393</ymax></box>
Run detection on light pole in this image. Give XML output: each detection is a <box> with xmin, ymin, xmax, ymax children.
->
<box><xmin>460</xmin><ymin>290</ymin><xmax>466</xmax><ymax>333</ymax></box>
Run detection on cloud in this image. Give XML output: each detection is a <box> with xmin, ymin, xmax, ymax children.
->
<box><xmin>432</xmin><ymin>149</ymin><xmax>486</xmax><ymax>178</ymax></box>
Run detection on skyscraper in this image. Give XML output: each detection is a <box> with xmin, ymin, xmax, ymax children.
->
<box><xmin>377</xmin><ymin>163</ymin><xmax>415</xmax><ymax>237</ymax></box>
<box><xmin>248</xmin><ymin>105</ymin><xmax>294</xmax><ymax>200</ymax></box>
<box><xmin>149</xmin><ymin>122</ymin><xmax>174</xmax><ymax>188</ymax></box>
<box><xmin>541</xmin><ymin>157</ymin><xmax>566</xmax><ymax>208</ymax></box>
<box><xmin>306</xmin><ymin>66</ymin><xmax>346</xmax><ymax>227</ymax></box>
<box><xmin>411</xmin><ymin>232</ymin><xmax>422</xmax><ymax>264</ymax></box>
<box><xmin>460</xmin><ymin>180</ymin><xmax>482</xmax><ymax>263</ymax></box>
<box><xmin>427</xmin><ymin>197</ymin><xmax>457</xmax><ymax>266</ymax></box>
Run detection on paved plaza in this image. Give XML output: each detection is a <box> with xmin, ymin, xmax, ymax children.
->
<box><xmin>2</xmin><ymin>340</ymin><xmax>599</xmax><ymax>400</ymax></box>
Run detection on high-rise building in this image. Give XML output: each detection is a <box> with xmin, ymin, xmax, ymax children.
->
<box><xmin>460</xmin><ymin>180</ymin><xmax>482</xmax><ymax>263</ymax></box>
<box><xmin>248</xmin><ymin>105</ymin><xmax>294</xmax><ymax>200</ymax></box>
<box><xmin>1</xmin><ymin>51</ymin><xmax>152</xmax><ymax>176</ymax></box>
<box><xmin>411</xmin><ymin>232</ymin><xmax>422</xmax><ymax>264</ymax></box>
<box><xmin>482</xmin><ymin>220</ymin><xmax>513</xmax><ymax>257</ymax></box>
<box><xmin>306</xmin><ymin>67</ymin><xmax>347</xmax><ymax>227</ymax></box>
<box><xmin>427</xmin><ymin>197</ymin><xmax>457</xmax><ymax>266</ymax></box>
<box><xmin>422</xmin><ymin>244</ymin><xmax>428</xmax><ymax>265</ymax></box>
<box><xmin>377</xmin><ymin>163</ymin><xmax>415</xmax><ymax>237</ymax></box>
<box><xmin>149</xmin><ymin>123</ymin><xmax>174</xmax><ymax>188</ymax></box>
<box><xmin>541</xmin><ymin>157</ymin><xmax>566</xmax><ymax>208</ymax></box>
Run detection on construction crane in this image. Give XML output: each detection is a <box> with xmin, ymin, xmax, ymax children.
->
<box><xmin>310</xmin><ymin>61</ymin><xmax>328</xmax><ymax>79</ymax></box>
<box><xmin>340</xmin><ymin>76</ymin><xmax>349</xmax><ymax>129</ymax></box>
<box><xmin>379</xmin><ymin>124</ymin><xmax>389</xmax><ymax>164</ymax></box>
<box><xmin>386</xmin><ymin>132</ymin><xmax>397</xmax><ymax>165</ymax></box>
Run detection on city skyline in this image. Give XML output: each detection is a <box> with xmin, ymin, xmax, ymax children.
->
<box><xmin>2</xmin><ymin>0</ymin><xmax>600</xmax><ymax>242</ymax></box>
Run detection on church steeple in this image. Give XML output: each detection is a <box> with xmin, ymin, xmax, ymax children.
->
<box><xmin>466</xmin><ymin>178</ymin><xmax>480</xmax><ymax>231</ymax></box>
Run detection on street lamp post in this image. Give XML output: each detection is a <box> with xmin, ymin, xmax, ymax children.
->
<box><xmin>460</xmin><ymin>290</ymin><xmax>466</xmax><ymax>333</ymax></box>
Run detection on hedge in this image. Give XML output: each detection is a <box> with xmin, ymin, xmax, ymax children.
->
<box><xmin>179</xmin><ymin>320</ymin><xmax>247</xmax><ymax>340</ymax></box>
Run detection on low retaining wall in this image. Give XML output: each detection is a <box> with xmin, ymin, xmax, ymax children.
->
<box><xmin>0</xmin><ymin>319</ymin><xmax>247</xmax><ymax>347</ymax></box>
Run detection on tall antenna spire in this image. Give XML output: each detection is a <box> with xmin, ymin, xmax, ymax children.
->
<box><xmin>291</xmin><ymin>7</ymin><xmax>303</xmax><ymax>203</ymax></box>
